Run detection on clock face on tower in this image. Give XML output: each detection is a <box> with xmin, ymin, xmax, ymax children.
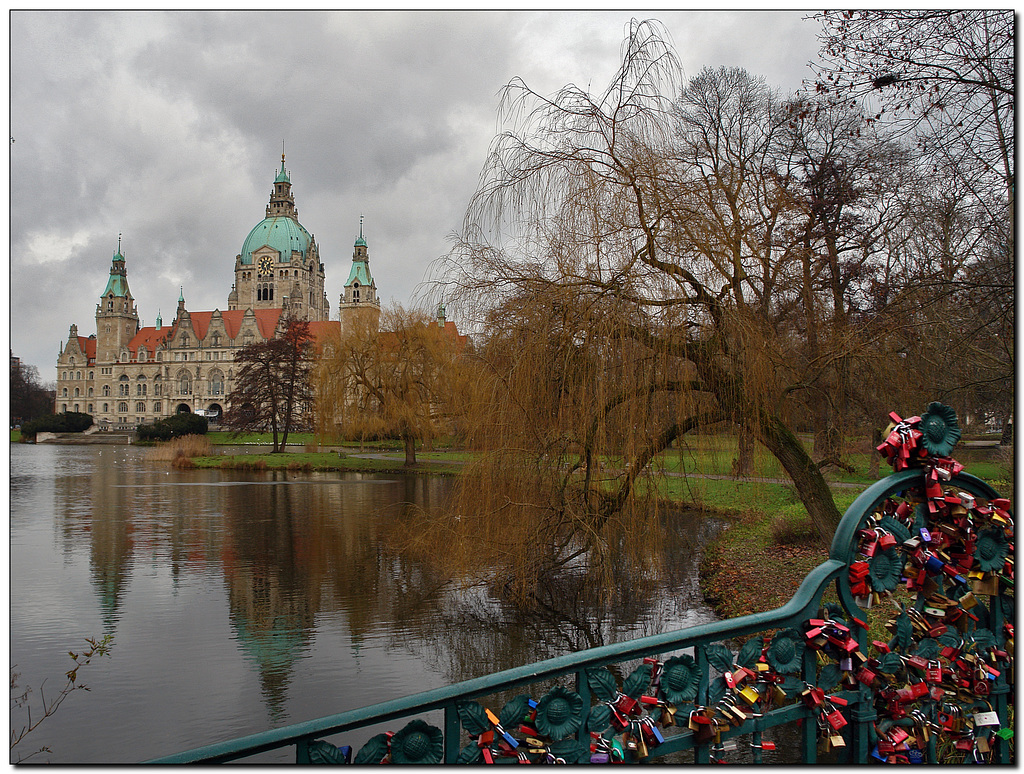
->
<box><xmin>258</xmin><ymin>256</ymin><xmax>274</xmax><ymax>276</ymax></box>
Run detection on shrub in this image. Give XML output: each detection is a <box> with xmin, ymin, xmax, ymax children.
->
<box><xmin>137</xmin><ymin>413</ymin><xmax>209</xmax><ymax>441</ymax></box>
<box><xmin>20</xmin><ymin>412</ymin><xmax>93</xmax><ymax>440</ymax></box>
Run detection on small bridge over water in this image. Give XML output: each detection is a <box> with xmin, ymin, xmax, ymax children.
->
<box><xmin>148</xmin><ymin>404</ymin><xmax>1013</xmax><ymax>765</ymax></box>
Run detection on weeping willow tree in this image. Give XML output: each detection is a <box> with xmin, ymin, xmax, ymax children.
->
<box><xmin>401</xmin><ymin>19</ymin><xmax>870</xmax><ymax>607</ymax></box>
<box><xmin>314</xmin><ymin>305</ymin><xmax>468</xmax><ymax>465</ymax></box>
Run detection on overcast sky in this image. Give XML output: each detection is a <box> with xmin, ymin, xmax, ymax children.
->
<box><xmin>9</xmin><ymin>10</ymin><xmax>824</xmax><ymax>383</ymax></box>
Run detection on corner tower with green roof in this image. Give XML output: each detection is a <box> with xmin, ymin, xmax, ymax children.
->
<box><xmin>95</xmin><ymin>239</ymin><xmax>140</xmax><ymax>364</ymax></box>
<box><xmin>229</xmin><ymin>154</ymin><xmax>330</xmax><ymax>322</ymax></box>
<box><xmin>338</xmin><ymin>219</ymin><xmax>381</xmax><ymax>334</ymax></box>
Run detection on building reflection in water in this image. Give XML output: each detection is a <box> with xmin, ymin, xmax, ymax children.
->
<box><xmin>51</xmin><ymin>449</ymin><xmax>720</xmax><ymax>722</ymax></box>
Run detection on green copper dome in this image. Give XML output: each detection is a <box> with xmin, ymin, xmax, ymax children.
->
<box><xmin>240</xmin><ymin>216</ymin><xmax>311</xmax><ymax>265</ymax></box>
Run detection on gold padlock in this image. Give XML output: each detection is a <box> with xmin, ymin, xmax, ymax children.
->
<box><xmin>738</xmin><ymin>685</ymin><xmax>760</xmax><ymax>706</ymax></box>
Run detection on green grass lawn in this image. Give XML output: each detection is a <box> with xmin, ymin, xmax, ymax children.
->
<box><xmin>189</xmin><ymin>449</ymin><xmax>463</xmax><ymax>476</ymax></box>
<box><xmin>204</xmin><ymin>431</ymin><xmax>321</xmax><ymax>446</ymax></box>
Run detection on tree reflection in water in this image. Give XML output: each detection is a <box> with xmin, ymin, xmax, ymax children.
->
<box><xmin>389</xmin><ymin>506</ymin><xmax>725</xmax><ymax>688</ymax></box>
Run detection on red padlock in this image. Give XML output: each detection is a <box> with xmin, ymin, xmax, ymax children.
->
<box><xmin>856</xmin><ymin>666</ymin><xmax>879</xmax><ymax>688</ymax></box>
<box><xmin>825</xmin><ymin>708</ymin><xmax>847</xmax><ymax>731</ymax></box>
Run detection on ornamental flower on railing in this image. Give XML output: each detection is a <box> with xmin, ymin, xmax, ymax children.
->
<box><xmin>660</xmin><ymin>654</ymin><xmax>699</xmax><ymax>705</ymax></box>
<box><xmin>765</xmin><ymin>628</ymin><xmax>804</xmax><ymax>674</ymax></box>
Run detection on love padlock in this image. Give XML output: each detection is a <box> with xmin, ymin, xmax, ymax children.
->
<box><xmin>824</xmin><ymin>706</ymin><xmax>847</xmax><ymax>731</ymax></box>
<box><xmin>484</xmin><ymin>708</ymin><xmax>519</xmax><ymax>750</ymax></box>
<box><xmin>856</xmin><ymin>665</ymin><xmax>879</xmax><ymax>688</ymax></box>
<box><xmin>737</xmin><ymin>685</ymin><xmax>760</xmax><ymax>706</ymax></box>
<box><xmin>612</xmin><ymin>692</ymin><xmax>639</xmax><ymax>716</ymax></box>
<box><xmin>639</xmin><ymin>716</ymin><xmax>664</xmax><ymax>746</ymax></box>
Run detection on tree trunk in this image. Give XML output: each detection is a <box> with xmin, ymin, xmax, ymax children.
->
<box><xmin>756</xmin><ymin>409</ymin><xmax>843</xmax><ymax>542</ymax></box>
<box><xmin>869</xmin><ymin>427</ymin><xmax>881</xmax><ymax>478</ymax></box>
<box><xmin>1000</xmin><ymin>413</ymin><xmax>1013</xmax><ymax>446</ymax></box>
<box><xmin>731</xmin><ymin>423</ymin><xmax>754</xmax><ymax>477</ymax></box>
<box><xmin>404</xmin><ymin>434</ymin><xmax>417</xmax><ymax>466</ymax></box>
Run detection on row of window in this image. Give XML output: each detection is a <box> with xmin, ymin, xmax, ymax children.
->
<box><xmin>61</xmin><ymin>402</ymin><xmax>161</xmax><ymax>414</ymax></box>
<box><xmin>174</xmin><ymin>350</ymin><xmax>229</xmax><ymax>361</ymax></box>
<box><xmin>61</xmin><ymin>374</ymin><xmax>225</xmax><ymax>398</ymax></box>
<box><xmin>240</xmin><ymin>269</ymin><xmax>307</xmax><ymax>279</ymax></box>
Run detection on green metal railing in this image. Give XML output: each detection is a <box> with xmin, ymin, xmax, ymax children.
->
<box><xmin>148</xmin><ymin>410</ymin><xmax>1013</xmax><ymax>765</ymax></box>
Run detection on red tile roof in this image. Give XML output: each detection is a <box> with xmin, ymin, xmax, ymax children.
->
<box><xmin>429</xmin><ymin>320</ymin><xmax>470</xmax><ymax>353</ymax></box>
<box><xmin>128</xmin><ymin>327</ymin><xmax>171</xmax><ymax>356</ymax></box>
<box><xmin>186</xmin><ymin>308</ymin><xmax>283</xmax><ymax>341</ymax></box>
<box><xmin>307</xmin><ymin>320</ymin><xmax>342</xmax><ymax>351</ymax></box>
<box><xmin>78</xmin><ymin>336</ymin><xmax>97</xmax><ymax>363</ymax></box>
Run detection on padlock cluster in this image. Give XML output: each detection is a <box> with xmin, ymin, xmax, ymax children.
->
<box><xmin>839</xmin><ymin>406</ymin><xmax>1014</xmax><ymax>762</ymax></box>
<box><xmin>455</xmin><ymin>688</ymin><xmax>591</xmax><ymax>764</ymax></box>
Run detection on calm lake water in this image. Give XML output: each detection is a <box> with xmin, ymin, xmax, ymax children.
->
<box><xmin>10</xmin><ymin>443</ymin><xmax>723</xmax><ymax>764</ymax></box>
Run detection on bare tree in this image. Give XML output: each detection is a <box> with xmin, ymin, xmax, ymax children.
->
<box><xmin>224</xmin><ymin>317</ymin><xmax>314</xmax><ymax>453</ymax></box>
<box><xmin>809</xmin><ymin>10</ymin><xmax>1014</xmax><ymax>442</ymax></box>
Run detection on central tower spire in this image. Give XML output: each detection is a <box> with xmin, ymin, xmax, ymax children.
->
<box><xmin>267</xmin><ymin>152</ymin><xmax>297</xmax><ymax>219</ymax></box>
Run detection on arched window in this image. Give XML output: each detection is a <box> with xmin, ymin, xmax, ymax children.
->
<box><xmin>74</xmin><ymin>388</ymin><xmax>80</xmax><ymax>397</ymax></box>
<box><xmin>87</xmin><ymin>404</ymin><xmax>93</xmax><ymax>413</ymax></box>
<box><xmin>153</xmin><ymin>375</ymin><xmax>162</xmax><ymax>396</ymax></box>
<box><xmin>102</xmin><ymin>385</ymin><xmax>110</xmax><ymax>397</ymax></box>
<box><xmin>62</xmin><ymin>387</ymin><xmax>68</xmax><ymax>397</ymax></box>
<box><xmin>119</xmin><ymin>375</ymin><xmax>130</xmax><ymax>396</ymax></box>
<box><xmin>118</xmin><ymin>402</ymin><xmax>128</xmax><ymax>413</ymax></box>
<box><xmin>76</xmin><ymin>371</ymin><xmax>81</xmax><ymax>380</ymax></box>
<box><xmin>69</xmin><ymin>357</ymin><xmax>75</xmax><ymax>366</ymax></box>
<box><xmin>181</xmin><ymin>334</ymin><xmax>189</xmax><ymax>347</ymax></box>
<box><xmin>73</xmin><ymin>404</ymin><xmax>79</xmax><ymax>412</ymax></box>
<box><xmin>136</xmin><ymin>375</ymin><xmax>147</xmax><ymax>396</ymax></box>
<box><xmin>103</xmin><ymin>403</ymin><xmax>108</xmax><ymax>413</ymax></box>
<box><xmin>353</xmin><ymin>282</ymin><xmax>360</xmax><ymax>302</ymax></box>
<box><xmin>138</xmin><ymin>347</ymin><xmax>147</xmax><ymax>362</ymax></box>
<box><xmin>88</xmin><ymin>387</ymin><xmax>93</xmax><ymax>397</ymax></box>
<box><xmin>89</xmin><ymin>371</ymin><xmax>94</xmax><ymax>380</ymax></box>
<box><xmin>179</xmin><ymin>371</ymin><xmax>191</xmax><ymax>395</ymax></box>
<box><xmin>209</xmin><ymin>370</ymin><xmax>224</xmax><ymax>396</ymax></box>
<box><xmin>136</xmin><ymin>401</ymin><xmax>146</xmax><ymax>413</ymax></box>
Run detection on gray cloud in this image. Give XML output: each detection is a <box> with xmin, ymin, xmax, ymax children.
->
<box><xmin>10</xmin><ymin>10</ymin><xmax>821</xmax><ymax>383</ymax></box>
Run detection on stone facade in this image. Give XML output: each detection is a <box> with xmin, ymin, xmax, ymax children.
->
<box><xmin>55</xmin><ymin>156</ymin><xmax>381</xmax><ymax>429</ymax></box>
